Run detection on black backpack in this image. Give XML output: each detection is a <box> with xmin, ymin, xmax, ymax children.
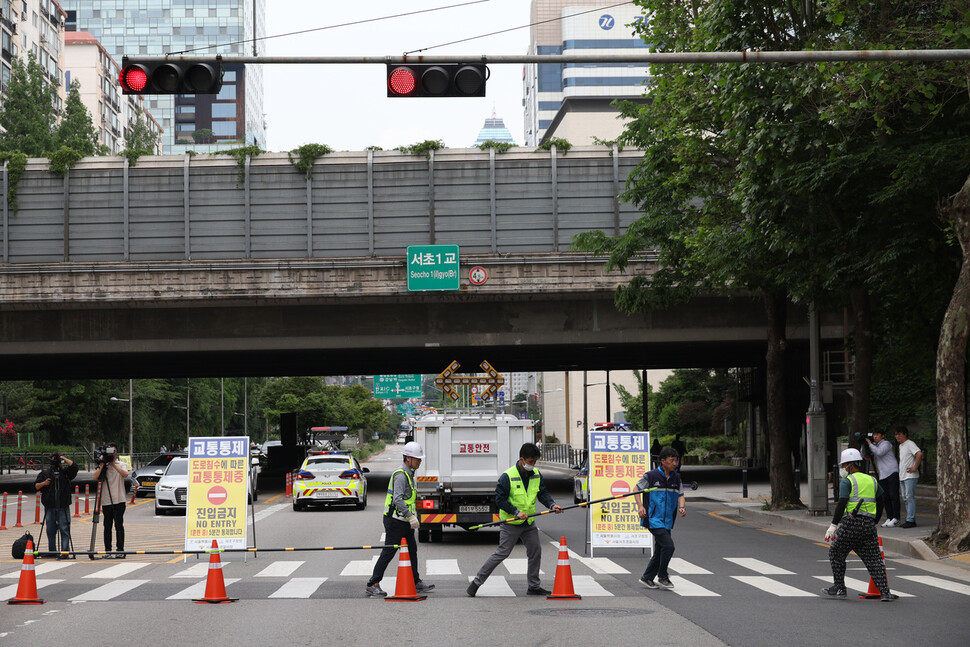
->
<box><xmin>12</xmin><ymin>531</ymin><xmax>33</xmax><ymax>560</ymax></box>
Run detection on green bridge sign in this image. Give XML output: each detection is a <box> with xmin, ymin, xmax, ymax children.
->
<box><xmin>407</xmin><ymin>245</ymin><xmax>460</xmax><ymax>291</ymax></box>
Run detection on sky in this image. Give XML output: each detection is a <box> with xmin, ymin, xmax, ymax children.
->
<box><xmin>264</xmin><ymin>1</ymin><xmax>532</xmax><ymax>153</ymax></box>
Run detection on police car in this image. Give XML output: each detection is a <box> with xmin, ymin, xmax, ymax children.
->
<box><xmin>291</xmin><ymin>451</ymin><xmax>369</xmax><ymax>511</ymax></box>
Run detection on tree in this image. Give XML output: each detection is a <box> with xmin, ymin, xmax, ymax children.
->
<box><xmin>54</xmin><ymin>80</ymin><xmax>102</xmax><ymax>157</ymax></box>
<box><xmin>0</xmin><ymin>54</ymin><xmax>57</xmax><ymax>155</ymax></box>
<box><xmin>193</xmin><ymin>129</ymin><xmax>215</xmax><ymax>144</ymax></box>
<box><xmin>124</xmin><ymin>107</ymin><xmax>159</xmax><ymax>153</ymax></box>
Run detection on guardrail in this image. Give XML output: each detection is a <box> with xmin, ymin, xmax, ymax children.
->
<box><xmin>541</xmin><ymin>443</ymin><xmax>586</xmax><ymax>468</ymax></box>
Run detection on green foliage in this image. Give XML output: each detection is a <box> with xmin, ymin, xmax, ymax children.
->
<box><xmin>397</xmin><ymin>140</ymin><xmax>444</xmax><ymax>157</ymax></box>
<box><xmin>287</xmin><ymin>143</ymin><xmax>334</xmax><ymax>179</ymax></box>
<box><xmin>351</xmin><ymin>439</ymin><xmax>386</xmax><ymax>463</ymax></box>
<box><xmin>124</xmin><ymin>108</ymin><xmax>159</xmax><ymax>153</ymax></box>
<box><xmin>47</xmin><ymin>146</ymin><xmax>85</xmax><ymax>176</ymax></box>
<box><xmin>476</xmin><ymin>140</ymin><xmax>515</xmax><ymax>153</ymax></box>
<box><xmin>0</xmin><ymin>54</ymin><xmax>57</xmax><ymax>156</ymax></box>
<box><xmin>592</xmin><ymin>136</ymin><xmax>623</xmax><ymax>153</ymax></box>
<box><xmin>537</xmin><ymin>137</ymin><xmax>571</xmax><ymax>153</ymax></box>
<box><xmin>193</xmin><ymin>129</ymin><xmax>215</xmax><ymax>144</ymax></box>
<box><xmin>365</xmin><ymin>145</ymin><xmax>383</xmax><ymax>151</ymax></box>
<box><xmin>0</xmin><ymin>151</ymin><xmax>28</xmax><ymax>211</ymax></box>
<box><xmin>121</xmin><ymin>148</ymin><xmax>153</xmax><ymax>168</ymax></box>
<box><xmin>258</xmin><ymin>377</ymin><xmax>389</xmax><ymax>437</ymax></box>
<box><xmin>54</xmin><ymin>81</ymin><xmax>101</xmax><ymax>157</ymax></box>
<box><xmin>221</xmin><ymin>145</ymin><xmax>265</xmax><ymax>184</ymax></box>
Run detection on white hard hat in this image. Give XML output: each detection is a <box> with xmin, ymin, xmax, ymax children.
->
<box><xmin>840</xmin><ymin>448</ymin><xmax>863</xmax><ymax>465</ymax></box>
<box><xmin>402</xmin><ymin>441</ymin><xmax>425</xmax><ymax>460</ymax></box>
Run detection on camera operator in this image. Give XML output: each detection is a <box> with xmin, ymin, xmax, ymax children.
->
<box><xmin>34</xmin><ymin>453</ymin><xmax>79</xmax><ymax>558</ymax></box>
<box><xmin>93</xmin><ymin>443</ymin><xmax>129</xmax><ymax>558</ymax></box>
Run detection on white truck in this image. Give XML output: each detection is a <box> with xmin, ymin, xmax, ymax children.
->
<box><xmin>412</xmin><ymin>411</ymin><xmax>534</xmax><ymax>542</ymax></box>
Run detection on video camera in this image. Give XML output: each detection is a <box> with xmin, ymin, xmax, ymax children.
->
<box><xmin>95</xmin><ymin>445</ymin><xmax>117</xmax><ymax>466</ymax></box>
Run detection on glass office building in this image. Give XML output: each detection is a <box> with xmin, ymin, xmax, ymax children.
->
<box><xmin>60</xmin><ymin>0</ymin><xmax>265</xmax><ymax>153</ymax></box>
<box><xmin>523</xmin><ymin>1</ymin><xmax>649</xmax><ymax>145</ymax></box>
<box><xmin>472</xmin><ymin>110</ymin><xmax>517</xmax><ymax>147</ymax></box>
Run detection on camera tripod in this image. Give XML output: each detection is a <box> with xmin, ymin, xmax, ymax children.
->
<box><xmin>40</xmin><ymin>459</ymin><xmax>76</xmax><ymax>559</ymax></box>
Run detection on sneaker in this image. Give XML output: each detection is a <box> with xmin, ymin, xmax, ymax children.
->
<box><xmin>899</xmin><ymin>521</ymin><xmax>917</xmax><ymax>528</ymax></box>
<box><xmin>820</xmin><ymin>585</ymin><xmax>847</xmax><ymax>598</ymax></box>
<box><xmin>466</xmin><ymin>581</ymin><xmax>480</xmax><ymax>597</ymax></box>
<box><xmin>365</xmin><ymin>584</ymin><xmax>387</xmax><ymax>598</ymax></box>
<box><xmin>414</xmin><ymin>581</ymin><xmax>435</xmax><ymax>593</ymax></box>
<box><xmin>657</xmin><ymin>577</ymin><xmax>675</xmax><ymax>590</ymax></box>
<box><xmin>881</xmin><ymin>592</ymin><xmax>898</xmax><ymax>602</ymax></box>
<box><xmin>639</xmin><ymin>577</ymin><xmax>659</xmax><ymax>589</ymax></box>
<box><xmin>526</xmin><ymin>586</ymin><xmax>552</xmax><ymax>596</ymax></box>
<box><xmin>116</xmin><ymin>552</ymin><xmax>126</xmax><ymax>559</ymax></box>
<box><xmin>882</xmin><ymin>518</ymin><xmax>897</xmax><ymax>527</ymax></box>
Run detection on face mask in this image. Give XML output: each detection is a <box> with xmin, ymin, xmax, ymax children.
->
<box><xmin>521</xmin><ymin>462</ymin><xmax>535</xmax><ymax>472</ymax></box>
<box><xmin>839</xmin><ymin>468</ymin><xmax>848</xmax><ymax>479</ymax></box>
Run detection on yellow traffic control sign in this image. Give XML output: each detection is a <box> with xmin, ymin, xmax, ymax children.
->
<box><xmin>434</xmin><ymin>360</ymin><xmax>505</xmax><ymax>402</ymax></box>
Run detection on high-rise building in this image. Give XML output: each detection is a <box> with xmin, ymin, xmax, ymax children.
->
<box><xmin>64</xmin><ymin>32</ymin><xmax>163</xmax><ymax>155</ymax></box>
<box><xmin>1</xmin><ymin>0</ymin><xmax>68</xmax><ymax>110</ymax></box>
<box><xmin>523</xmin><ymin>2</ymin><xmax>649</xmax><ymax>145</ymax></box>
<box><xmin>472</xmin><ymin>109</ymin><xmax>517</xmax><ymax>147</ymax></box>
<box><xmin>60</xmin><ymin>0</ymin><xmax>265</xmax><ymax>154</ymax></box>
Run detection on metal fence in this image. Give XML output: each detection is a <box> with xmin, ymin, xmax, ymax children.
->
<box><xmin>540</xmin><ymin>443</ymin><xmax>586</xmax><ymax>467</ymax></box>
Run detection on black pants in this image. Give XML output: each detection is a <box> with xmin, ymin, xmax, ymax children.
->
<box><xmin>879</xmin><ymin>473</ymin><xmax>901</xmax><ymax>521</ymax></box>
<box><xmin>368</xmin><ymin>515</ymin><xmax>421</xmax><ymax>586</ymax></box>
<box><xmin>102</xmin><ymin>502</ymin><xmax>126</xmax><ymax>551</ymax></box>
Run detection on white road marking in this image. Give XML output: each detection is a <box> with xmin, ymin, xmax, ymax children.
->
<box><xmin>725</xmin><ymin>557</ymin><xmax>795</xmax><ymax>575</ymax></box>
<box><xmin>83</xmin><ymin>562</ymin><xmax>150</xmax><ymax>578</ymax></box>
<box><xmin>552</xmin><ymin>544</ymin><xmax>629</xmax><ymax>574</ymax></box>
<box><xmin>571</xmin><ymin>575</ymin><xmax>613</xmax><ymax>596</ymax></box>
<box><xmin>171</xmin><ymin>562</ymin><xmax>219</xmax><ymax>578</ymax></box>
<box><xmin>899</xmin><ymin>575</ymin><xmax>970</xmax><ymax>596</ymax></box>
<box><xmin>669</xmin><ymin>575</ymin><xmax>720</xmax><ymax>596</ymax></box>
<box><xmin>669</xmin><ymin>558</ymin><xmax>712</xmax><ymax>575</ymax></box>
<box><xmin>166</xmin><ymin>578</ymin><xmax>240</xmax><ymax>599</ymax></box>
<box><xmin>70</xmin><ymin>579</ymin><xmax>149</xmax><ymax>601</ymax></box>
<box><xmin>341</xmin><ymin>555</ymin><xmax>378</xmax><ymax>576</ymax></box>
<box><xmin>2</xmin><ymin>562</ymin><xmax>74</xmax><ymax>578</ymax></box>
<box><xmin>732</xmin><ymin>576</ymin><xmax>815</xmax><ymax>596</ymax></box>
<box><xmin>0</xmin><ymin>579</ymin><xmax>63</xmax><ymax>599</ymax></box>
<box><xmin>425</xmin><ymin>559</ymin><xmax>462</xmax><ymax>575</ymax></box>
<box><xmin>470</xmin><ymin>575</ymin><xmax>515</xmax><ymax>597</ymax></box>
<box><xmin>813</xmin><ymin>575</ymin><xmax>914</xmax><ymax>597</ymax></box>
<box><xmin>253</xmin><ymin>502</ymin><xmax>289</xmax><ymax>523</ymax></box>
<box><xmin>255</xmin><ymin>561</ymin><xmax>305</xmax><ymax>578</ymax></box>
<box><xmin>268</xmin><ymin>577</ymin><xmax>328</xmax><ymax>598</ymax></box>
<box><xmin>503</xmin><ymin>559</ymin><xmax>544</xmax><ymax>575</ymax></box>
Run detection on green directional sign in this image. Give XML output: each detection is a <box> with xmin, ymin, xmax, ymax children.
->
<box><xmin>407</xmin><ymin>244</ymin><xmax>460</xmax><ymax>291</ymax></box>
<box><xmin>374</xmin><ymin>374</ymin><xmax>423</xmax><ymax>398</ymax></box>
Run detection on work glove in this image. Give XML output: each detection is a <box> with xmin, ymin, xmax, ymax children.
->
<box><xmin>824</xmin><ymin>524</ymin><xmax>838</xmax><ymax>542</ymax></box>
<box><xmin>409</xmin><ymin>515</ymin><xmax>420</xmax><ymax>530</ymax></box>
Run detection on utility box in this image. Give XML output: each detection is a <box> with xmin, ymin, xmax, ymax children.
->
<box><xmin>412</xmin><ymin>412</ymin><xmax>533</xmax><ymax>542</ymax></box>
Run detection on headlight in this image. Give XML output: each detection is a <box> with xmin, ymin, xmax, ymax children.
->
<box><xmin>158</xmin><ymin>484</ymin><xmax>173</xmax><ymax>490</ymax></box>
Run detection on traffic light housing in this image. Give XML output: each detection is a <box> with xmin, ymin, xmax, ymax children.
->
<box><xmin>119</xmin><ymin>57</ymin><xmax>224</xmax><ymax>95</ymax></box>
<box><xmin>387</xmin><ymin>63</ymin><xmax>487</xmax><ymax>98</ymax></box>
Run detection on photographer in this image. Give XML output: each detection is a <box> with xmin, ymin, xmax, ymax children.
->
<box><xmin>93</xmin><ymin>443</ymin><xmax>129</xmax><ymax>558</ymax></box>
<box><xmin>34</xmin><ymin>453</ymin><xmax>79</xmax><ymax>557</ymax></box>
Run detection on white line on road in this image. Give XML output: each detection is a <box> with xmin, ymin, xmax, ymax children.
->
<box><xmin>341</xmin><ymin>556</ymin><xmax>378</xmax><ymax>577</ymax></box>
<box><xmin>669</xmin><ymin>558</ymin><xmax>713</xmax><ymax>575</ymax></box>
<box><xmin>0</xmin><ymin>579</ymin><xmax>63</xmax><ymax>599</ymax></box>
<box><xmin>425</xmin><ymin>559</ymin><xmax>462</xmax><ymax>575</ymax></box>
<box><xmin>813</xmin><ymin>575</ymin><xmax>914</xmax><ymax>597</ymax></box>
<box><xmin>166</xmin><ymin>578</ymin><xmax>240</xmax><ymax>599</ymax></box>
<box><xmin>669</xmin><ymin>575</ymin><xmax>721</xmax><ymax>596</ymax></box>
<box><xmin>571</xmin><ymin>575</ymin><xmax>613</xmax><ymax>596</ymax></box>
<box><xmin>503</xmin><ymin>559</ymin><xmax>544</xmax><ymax>575</ymax></box>
<box><xmin>255</xmin><ymin>561</ymin><xmax>305</xmax><ymax>578</ymax></box>
<box><xmin>470</xmin><ymin>575</ymin><xmax>515</xmax><ymax>597</ymax></box>
<box><xmin>253</xmin><ymin>502</ymin><xmax>289</xmax><ymax>523</ymax></box>
<box><xmin>83</xmin><ymin>562</ymin><xmax>150</xmax><ymax>578</ymax></box>
<box><xmin>2</xmin><ymin>562</ymin><xmax>74</xmax><ymax>578</ymax></box>
<box><xmin>171</xmin><ymin>562</ymin><xmax>218</xmax><ymax>578</ymax></box>
<box><xmin>725</xmin><ymin>557</ymin><xmax>795</xmax><ymax>575</ymax></box>
<box><xmin>268</xmin><ymin>577</ymin><xmax>328</xmax><ymax>598</ymax></box>
<box><xmin>732</xmin><ymin>576</ymin><xmax>815</xmax><ymax>596</ymax></box>
<box><xmin>70</xmin><ymin>579</ymin><xmax>149</xmax><ymax>601</ymax></box>
<box><xmin>899</xmin><ymin>575</ymin><xmax>970</xmax><ymax>596</ymax></box>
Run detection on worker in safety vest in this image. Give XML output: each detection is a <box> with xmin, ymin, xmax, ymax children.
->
<box><xmin>466</xmin><ymin>442</ymin><xmax>562</xmax><ymax>597</ymax></box>
<box><xmin>821</xmin><ymin>448</ymin><xmax>896</xmax><ymax>601</ymax></box>
<box><xmin>365</xmin><ymin>441</ymin><xmax>435</xmax><ymax>597</ymax></box>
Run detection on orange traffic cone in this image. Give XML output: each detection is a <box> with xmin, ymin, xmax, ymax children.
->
<box><xmin>7</xmin><ymin>540</ymin><xmax>44</xmax><ymax>605</ymax></box>
<box><xmin>193</xmin><ymin>540</ymin><xmax>238</xmax><ymax>604</ymax></box>
<box><xmin>386</xmin><ymin>538</ymin><xmax>426</xmax><ymax>601</ymax></box>
<box><xmin>547</xmin><ymin>536</ymin><xmax>582</xmax><ymax>600</ymax></box>
<box><xmin>860</xmin><ymin>536</ymin><xmax>892</xmax><ymax>600</ymax></box>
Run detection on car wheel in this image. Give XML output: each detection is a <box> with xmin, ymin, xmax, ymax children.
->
<box><xmin>252</xmin><ymin>487</ymin><xmax>258</xmax><ymax>502</ymax></box>
<box><xmin>431</xmin><ymin>525</ymin><xmax>443</xmax><ymax>543</ymax></box>
<box><xmin>418</xmin><ymin>526</ymin><xmax>430</xmax><ymax>543</ymax></box>
<box><xmin>155</xmin><ymin>504</ymin><xmax>164</xmax><ymax>516</ymax></box>
<box><xmin>356</xmin><ymin>495</ymin><xmax>366</xmax><ymax>510</ymax></box>
<box><xmin>292</xmin><ymin>500</ymin><xmax>303</xmax><ymax>511</ymax></box>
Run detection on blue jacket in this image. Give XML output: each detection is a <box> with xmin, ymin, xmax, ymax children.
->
<box><xmin>636</xmin><ymin>467</ymin><xmax>682</xmax><ymax>530</ymax></box>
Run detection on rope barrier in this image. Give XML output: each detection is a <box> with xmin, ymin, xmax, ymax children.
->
<box><xmin>32</xmin><ymin>544</ymin><xmax>403</xmax><ymax>558</ymax></box>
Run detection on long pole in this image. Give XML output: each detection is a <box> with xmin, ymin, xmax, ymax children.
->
<box><xmin>469</xmin><ymin>488</ymin><xmax>660</xmax><ymax>531</ymax></box>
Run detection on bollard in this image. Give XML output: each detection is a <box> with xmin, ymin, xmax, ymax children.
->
<box><xmin>84</xmin><ymin>484</ymin><xmax>90</xmax><ymax>515</ymax></box>
<box><xmin>285</xmin><ymin>472</ymin><xmax>292</xmax><ymax>498</ymax></box>
<box><xmin>742</xmin><ymin>467</ymin><xmax>748</xmax><ymax>499</ymax></box>
<box><xmin>74</xmin><ymin>485</ymin><xmax>81</xmax><ymax>518</ymax></box>
<box><xmin>34</xmin><ymin>492</ymin><xmax>41</xmax><ymax>524</ymax></box>
<box><xmin>14</xmin><ymin>490</ymin><xmax>23</xmax><ymax>527</ymax></box>
<box><xmin>0</xmin><ymin>492</ymin><xmax>7</xmax><ymax>530</ymax></box>
<box><xmin>129</xmin><ymin>482</ymin><xmax>138</xmax><ymax>504</ymax></box>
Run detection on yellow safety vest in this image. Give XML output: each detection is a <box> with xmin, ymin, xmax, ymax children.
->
<box><xmin>383</xmin><ymin>467</ymin><xmax>415</xmax><ymax>519</ymax></box>
<box><xmin>846</xmin><ymin>472</ymin><xmax>878</xmax><ymax>518</ymax></box>
<box><xmin>499</xmin><ymin>464</ymin><xmax>540</xmax><ymax>526</ymax></box>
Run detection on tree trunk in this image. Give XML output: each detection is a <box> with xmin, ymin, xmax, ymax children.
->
<box><xmin>765</xmin><ymin>290</ymin><xmax>803</xmax><ymax>509</ymax></box>
<box><xmin>848</xmin><ymin>288</ymin><xmax>873</xmax><ymax>447</ymax></box>
<box><xmin>934</xmin><ymin>174</ymin><xmax>970</xmax><ymax>552</ymax></box>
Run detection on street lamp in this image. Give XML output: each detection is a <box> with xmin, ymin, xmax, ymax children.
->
<box><xmin>109</xmin><ymin>379</ymin><xmax>134</xmax><ymax>455</ymax></box>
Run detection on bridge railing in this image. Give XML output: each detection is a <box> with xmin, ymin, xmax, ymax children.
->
<box><xmin>1</xmin><ymin>146</ymin><xmax>645</xmax><ymax>264</ymax></box>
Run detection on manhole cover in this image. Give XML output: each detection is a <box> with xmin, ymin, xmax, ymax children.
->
<box><xmin>529</xmin><ymin>608</ymin><xmax>651</xmax><ymax>618</ymax></box>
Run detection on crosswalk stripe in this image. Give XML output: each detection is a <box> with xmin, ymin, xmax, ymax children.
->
<box><xmin>732</xmin><ymin>576</ymin><xmax>815</xmax><ymax>596</ymax></box>
<box><xmin>669</xmin><ymin>558</ymin><xmax>712</xmax><ymax>575</ymax></box>
<box><xmin>425</xmin><ymin>559</ymin><xmax>462</xmax><ymax>576</ymax></box>
<box><xmin>253</xmin><ymin>503</ymin><xmax>289</xmax><ymax>523</ymax></box>
<box><xmin>725</xmin><ymin>558</ymin><xmax>794</xmax><ymax>575</ymax></box>
<box><xmin>70</xmin><ymin>580</ymin><xmax>149</xmax><ymax>601</ymax></box>
<box><xmin>572</xmin><ymin>575</ymin><xmax>613</xmax><ymax>597</ymax></box>
<box><xmin>0</xmin><ymin>579</ymin><xmax>63</xmax><ymax>598</ymax></box>
<box><xmin>83</xmin><ymin>563</ymin><xmax>150</xmax><ymax>578</ymax></box>
<box><xmin>812</xmin><ymin>575</ymin><xmax>914</xmax><ymax>597</ymax></box>
<box><xmin>503</xmin><ymin>559</ymin><xmax>544</xmax><ymax>576</ymax></box>
<box><xmin>341</xmin><ymin>556</ymin><xmax>378</xmax><ymax>577</ymax></box>
<box><xmin>470</xmin><ymin>575</ymin><xmax>515</xmax><ymax>597</ymax></box>
<box><xmin>2</xmin><ymin>562</ymin><xmax>74</xmax><ymax>578</ymax></box>
<box><xmin>268</xmin><ymin>577</ymin><xmax>328</xmax><ymax>598</ymax></box>
<box><xmin>899</xmin><ymin>575</ymin><xmax>970</xmax><ymax>596</ymax></box>
<box><xmin>171</xmin><ymin>562</ymin><xmax>216</xmax><ymax>578</ymax></box>
<box><xmin>553</xmin><ymin>544</ymin><xmax>628</xmax><ymax>574</ymax></box>
<box><xmin>669</xmin><ymin>575</ymin><xmax>720</xmax><ymax>596</ymax></box>
<box><xmin>255</xmin><ymin>561</ymin><xmax>305</xmax><ymax>578</ymax></box>
<box><xmin>166</xmin><ymin>578</ymin><xmax>240</xmax><ymax>599</ymax></box>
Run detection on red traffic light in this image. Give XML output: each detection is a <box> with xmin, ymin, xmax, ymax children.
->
<box><xmin>386</xmin><ymin>64</ymin><xmax>487</xmax><ymax>98</ymax></box>
<box><xmin>119</xmin><ymin>65</ymin><xmax>150</xmax><ymax>93</ymax></box>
